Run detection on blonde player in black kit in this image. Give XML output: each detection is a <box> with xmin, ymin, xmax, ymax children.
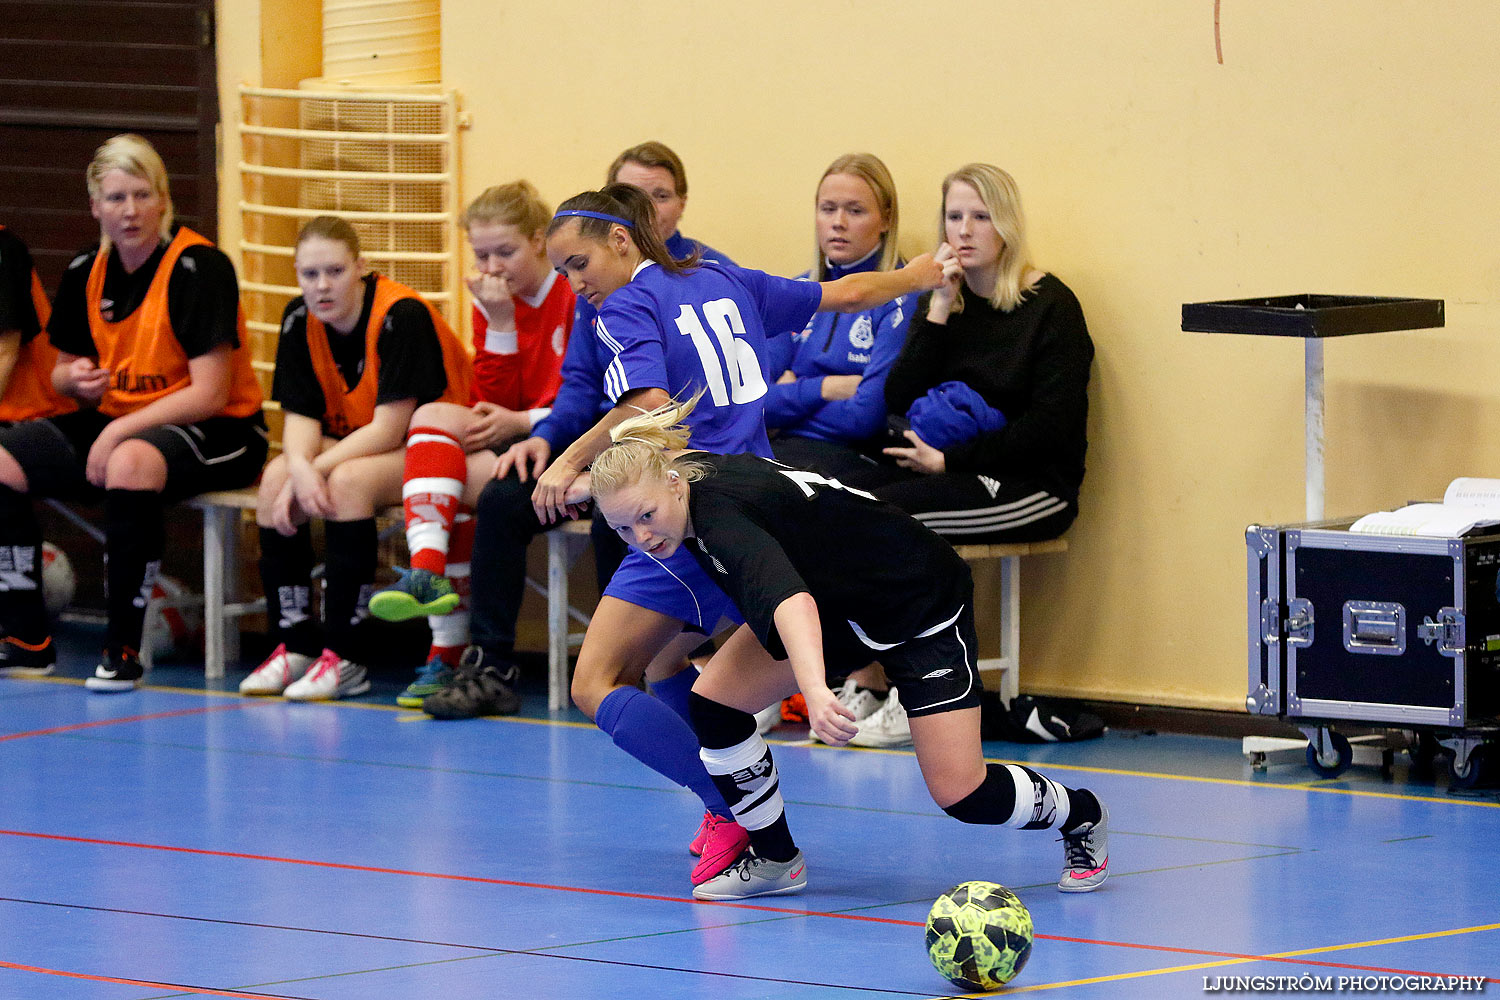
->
<box><xmin>579</xmin><ymin>395</ymin><xmax>1110</xmax><ymax>900</ymax></box>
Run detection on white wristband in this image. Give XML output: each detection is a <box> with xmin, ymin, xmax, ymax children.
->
<box><xmin>484</xmin><ymin>325</ymin><xmax>518</xmax><ymax>355</ymax></box>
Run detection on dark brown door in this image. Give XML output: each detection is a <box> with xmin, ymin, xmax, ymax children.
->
<box><xmin>0</xmin><ymin>0</ymin><xmax>220</xmax><ymax>291</ymax></box>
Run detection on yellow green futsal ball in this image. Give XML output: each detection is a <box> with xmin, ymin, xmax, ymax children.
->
<box><xmin>925</xmin><ymin>880</ymin><xmax>1034</xmax><ymax>990</ymax></box>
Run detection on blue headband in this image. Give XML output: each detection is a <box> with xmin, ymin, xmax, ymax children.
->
<box><xmin>554</xmin><ymin>209</ymin><xmax>633</xmax><ymax>228</ymax></box>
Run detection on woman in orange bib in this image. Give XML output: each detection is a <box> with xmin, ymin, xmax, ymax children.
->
<box><xmin>0</xmin><ymin>224</ymin><xmax>75</xmax><ymax>426</ymax></box>
<box><xmin>242</xmin><ymin>215</ymin><xmax>472</xmax><ymax>701</ymax></box>
<box><xmin>0</xmin><ymin>134</ymin><xmax>268</xmax><ymax>688</ymax></box>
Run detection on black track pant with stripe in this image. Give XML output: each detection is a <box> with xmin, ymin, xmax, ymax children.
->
<box><xmin>845</xmin><ymin>466</ymin><xmax>1076</xmax><ymax>545</ymax></box>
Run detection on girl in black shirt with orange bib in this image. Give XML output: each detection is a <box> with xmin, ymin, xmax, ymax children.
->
<box><xmin>241</xmin><ymin>216</ymin><xmax>472</xmax><ymax>701</ymax></box>
<box><xmin>0</xmin><ymin>134</ymin><xmax>267</xmax><ymax>687</ymax></box>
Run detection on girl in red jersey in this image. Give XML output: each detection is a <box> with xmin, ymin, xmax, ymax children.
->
<box><xmin>366</xmin><ymin>181</ymin><xmax>574</xmax><ymax>707</ymax></box>
<box><xmin>0</xmin><ymin>134</ymin><xmax>267</xmax><ymax>686</ymax></box>
<box><xmin>240</xmin><ymin>215</ymin><xmax>473</xmax><ymax>701</ymax></box>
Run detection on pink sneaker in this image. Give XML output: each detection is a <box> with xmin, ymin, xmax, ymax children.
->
<box><xmin>690</xmin><ymin>812</ymin><xmax>750</xmax><ymax>885</ymax></box>
<box><xmin>689</xmin><ymin>810</ymin><xmax>714</xmax><ymax>856</ymax></box>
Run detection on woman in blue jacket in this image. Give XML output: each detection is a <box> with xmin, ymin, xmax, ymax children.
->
<box><xmin>763</xmin><ymin>154</ymin><xmax>915</xmax><ymax>741</ymax></box>
<box><xmin>765</xmin><ymin>153</ymin><xmax>912</xmax><ymax>482</ymax></box>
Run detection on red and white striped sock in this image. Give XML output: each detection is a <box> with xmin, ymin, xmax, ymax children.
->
<box><xmin>402</xmin><ymin>426</ymin><xmax>467</xmax><ymax>575</ymax></box>
<box><xmin>428</xmin><ymin>509</ymin><xmax>473</xmax><ymax>667</ymax></box>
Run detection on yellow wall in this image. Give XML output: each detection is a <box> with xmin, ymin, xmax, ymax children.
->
<box><xmin>219</xmin><ymin>1</ymin><xmax>1500</xmax><ymax>710</ymax></box>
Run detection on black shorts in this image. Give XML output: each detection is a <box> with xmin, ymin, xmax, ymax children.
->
<box><xmin>0</xmin><ymin>408</ymin><xmax>268</xmax><ymax>502</ymax></box>
<box><xmin>823</xmin><ymin>602</ymin><xmax>983</xmax><ymax>718</ymax></box>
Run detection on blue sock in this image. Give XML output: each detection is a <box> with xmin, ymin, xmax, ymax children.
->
<box><xmin>596</xmin><ymin>686</ymin><xmax>729</xmax><ymax>816</ymax></box>
<box><xmin>648</xmin><ymin>664</ymin><xmax>698</xmax><ymax>725</ymax></box>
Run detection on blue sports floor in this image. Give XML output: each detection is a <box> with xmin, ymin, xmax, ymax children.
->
<box><xmin>2</xmin><ymin>633</ymin><xmax>1498</xmax><ymax>998</ymax></box>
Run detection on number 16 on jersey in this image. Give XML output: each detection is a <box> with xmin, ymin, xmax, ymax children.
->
<box><xmin>675</xmin><ymin>298</ymin><xmax>767</xmax><ymax>406</ymax></box>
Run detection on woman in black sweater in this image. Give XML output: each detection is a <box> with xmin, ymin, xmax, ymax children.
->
<box><xmin>856</xmin><ymin>162</ymin><xmax>1094</xmax><ymax>544</ymax></box>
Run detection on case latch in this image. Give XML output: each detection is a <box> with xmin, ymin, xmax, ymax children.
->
<box><xmin>1285</xmin><ymin>598</ymin><xmax>1314</xmax><ymax>648</ymax></box>
<box><xmin>1342</xmin><ymin>601</ymin><xmax>1406</xmax><ymax>656</ymax></box>
<box><xmin>1417</xmin><ymin>607</ymin><xmax>1465</xmax><ymax>657</ymax></box>
<box><xmin>1260</xmin><ymin>598</ymin><xmax>1281</xmax><ymax>645</ymax></box>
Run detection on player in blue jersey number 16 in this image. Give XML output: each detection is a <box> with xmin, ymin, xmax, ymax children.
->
<box><xmin>519</xmin><ymin>182</ymin><xmax>958</xmax><ymax>889</ymax></box>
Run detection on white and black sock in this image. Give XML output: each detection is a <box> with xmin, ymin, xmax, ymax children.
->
<box><xmin>942</xmin><ymin>763</ymin><xmax>1100</xmax><ymax>833</ymax></box>
<box><xmin>691</xmin><ymin>692</ymin><xmax>798</xmax><ymax>861</ymax></box>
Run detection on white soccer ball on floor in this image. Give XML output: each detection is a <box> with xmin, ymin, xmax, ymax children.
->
<box><xmin>41</xmin><ymin>542</ymin><xmax>76</xmax><ymax>621</ymax></box>
<box><xmin>142</xmin><ymin>574</ymin><xmax>203</xmax><ymax>661</ymax></box>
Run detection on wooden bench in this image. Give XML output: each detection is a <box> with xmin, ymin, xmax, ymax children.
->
<box><xmin>952</xmin><ymin>538</ymin><xmax>1068</xmax><ymax>705</ymax></box>
<box><xmin>45</xmin><ymin>490</ymin><xmax>266</xmax><ymax>678</ymax></box>
<box><xmin>542</xmin><ymin>528</ymin><xmax>1069</xmax><ymax>713</ymax></box>
<box><xmin>165</xmin><ymin>495</ymin><xmax>1068</xmax><ymax>708</ymax></box>
<box><xmin>178</xmin><ymin>488</ymin><xmax>590</xmax><ymax>704</ymax></box>
<box><xmin>544</xmin><ymin>518</ymin><xmax>596</xmax><ymax>711</ymax></box>
<box><xmin>177</xmin><ymin>489</ymin><xmax>422</xmax><ymax>681</ymax></box>
<box><xmin>178</xmin><ymin>489</ymin><xmax>265</xmax><ymax>679</ymax></box>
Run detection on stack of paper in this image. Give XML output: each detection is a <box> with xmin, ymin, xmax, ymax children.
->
<box><xmin>1350</xmin><ymin>478</ymin><xmax>1500</xmax><ymax>537</ymax></box>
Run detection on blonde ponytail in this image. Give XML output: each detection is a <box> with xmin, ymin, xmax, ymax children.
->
<box><xmin>590</xmin><ymin>391</ymin><xmax>711</xmax><ymax>500</ymax></box>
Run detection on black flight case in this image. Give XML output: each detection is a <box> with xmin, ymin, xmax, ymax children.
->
<box><xmin>1246</xmin><ymin>518</ymin><xmax>1500</xmax><ymax>783</ymax></box>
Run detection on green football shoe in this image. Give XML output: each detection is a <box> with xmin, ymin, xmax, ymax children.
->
<box><xmin>369</xmin><ymin>567</ymin><xmax>460</xmax><ymax>622</ymax></box>
<box><xmin>397</xmin><ymin>653</ymin><xmax>456</xmax><ymax>708</ymax></box>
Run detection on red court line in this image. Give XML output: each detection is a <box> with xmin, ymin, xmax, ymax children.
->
<box><xmin>6</xmin><ymin>825</ymin><xmax>1498</xmax><ymax>982</ymax></box>
<box><xmin>0</xmin><ymin>702</ymin><xmax>258</xmax><ymax>742</ymax></box>
<box><xmin>0</xmin><ymin>826</ymin><xmax>909</xmax><ymax>922</ymax></box>
<box><xmin>0</xmin><ymin>959</ymin><xmax>313</xmax><ymax>999</ymax></box>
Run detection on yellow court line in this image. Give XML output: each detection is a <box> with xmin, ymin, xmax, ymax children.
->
<box><xmin>835</xmin><ymin>738</ymin><xmax>1500</xmax><ymax>810</ymax></box>
<box><xmin>971</xmin><ymin>757</ymin><xmax>1500</xmax><ymax>810</ymax></box>
<box><xmin>957</xmin><ymin>920</ymin><xmax>1500</xmax><ymax>996</ymax></box>
<box><xmin>12</xmin><ymin>676</ymin><xmax>1500</xmax><ymax>808</ymax></box>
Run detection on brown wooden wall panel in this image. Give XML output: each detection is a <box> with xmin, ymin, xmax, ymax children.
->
<box><xmin>0</xmin><ymin>163</ymin><xmax>202</xmax><ymax>213</ymax></box>
<box><xmin>0</xmin><ymin>42</ymin><xmax>203</xmax><ymax>88</ymax></box>
<box><xmin>0</xmin><ymin>0</ymin><xmax>218</xmax><ymax>290</ymax></box>
<box><xmin>0</xmin><ymin>0</ymin><xmax>200</xmax><ymax>44</ymax></box>
<box><xmin>0</xmin><ymin>81</ymin><xmax>199</xmax><ymax>123</ymax></box>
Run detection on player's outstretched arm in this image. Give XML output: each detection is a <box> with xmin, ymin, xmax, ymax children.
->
<box><xmin>816</xmin><ymin>251</ymin><xmax>960</xmax><ymax>314</ymax></box>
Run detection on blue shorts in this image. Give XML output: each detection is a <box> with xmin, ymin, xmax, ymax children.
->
<box><xmin>602</xmin><ymin>545</ymin><xmax>743</xmax><ymax>635</ymax></box>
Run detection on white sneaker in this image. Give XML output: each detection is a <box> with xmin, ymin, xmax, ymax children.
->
<box><xmin>811</xmin><ymin>678</ymin><xmax>890</xmax><ymax>745</ymax></box>
<box><xmin>754</xmin><ymin>702</ymin><xmax>782</xmax><ymax>735</ymax></box>
<box><xmin>283</xmin><ymin>649</ymin><xmax>371</xmax><ymax>701</ymax></box>
<box><xmin>1058</xmin><ymin>802</ymin><xmax>1110</xmax><ymax>892</ymax></box>
<box><xmin>239</xmin><ymin>643</ymin><xmax>315</xmax><ymax>696</ymax></box>
<box><xmin>692</xmin><ymin>850</ymin><xmax>807</xmax><ymax>900</ymax></box>
<box><xmin>847</xmin><ymin>687</ymin><xmax>912</xmax><ymax>748</ymax></box>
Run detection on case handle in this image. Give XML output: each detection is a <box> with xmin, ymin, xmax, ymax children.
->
<box><xmin>1342</xmin><ymin>601</ymin><xmax>1406</xmax><ymax>656</ymax></box>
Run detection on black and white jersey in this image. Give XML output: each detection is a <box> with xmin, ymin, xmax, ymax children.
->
<box><xmin>684</xmin><ymin>452</ymin><xmax>971</xmax><ymax>661</ymax></box>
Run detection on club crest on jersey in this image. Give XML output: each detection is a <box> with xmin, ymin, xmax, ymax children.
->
<box><xmin>848</xmin><ymin>314</ymin><xmax>874</xmax><ymax>350</ymax></box>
